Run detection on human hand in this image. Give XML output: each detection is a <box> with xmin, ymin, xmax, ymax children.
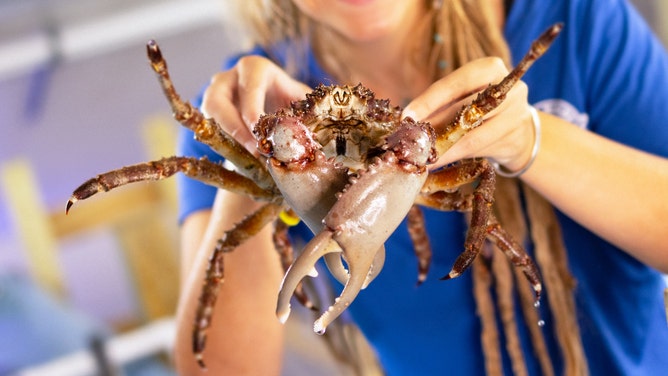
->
<box><xmin>201</xmin><ymin>56</ymin><xmax>312</xmax><ymax>154</ymax></box>
<box><xmin>403</xmin><ymin>57</ymin><xmax>536</xmax><ymax>173</ymax></box>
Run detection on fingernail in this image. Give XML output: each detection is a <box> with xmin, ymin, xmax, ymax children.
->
<box><xmin>245</xmin><ymin>141</ymin><xmax>257</xmax><ymax>152</ymax></box>
<box><xmin>402</xmin><ymin>109</ymin><xmax>416</xmax><ymax>119</ymax></box>
<box><xmin>242</xmin><ymin>115</ymin><xmax>255</xmax><ymax>127</ymax></box>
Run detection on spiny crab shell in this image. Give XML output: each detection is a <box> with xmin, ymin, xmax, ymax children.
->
<box><xmin>256</xmin><ymin>84</ymin><xmax>436</xmax><ymax>170</ymax></box>
<box><xmin>254</xmin><ymin>83</ymin><xmax>438</xmax><ymax>332</ymax></box>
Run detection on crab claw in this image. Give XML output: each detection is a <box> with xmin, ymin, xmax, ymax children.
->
<box><xmin>276</xmin><ymin>152</ymin><xmax>429</xmax><ymax>333</ymax></box>
<box><xmin>276</xmin><ymin>229</ymin><xmax>383</xmax><ymax>334</ymax></box>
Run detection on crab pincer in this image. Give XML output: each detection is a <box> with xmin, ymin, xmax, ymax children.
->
<box><xmin>274</xmin><ymin>118</ymin><xmax>436</xmax><ymax>333</ymax></box>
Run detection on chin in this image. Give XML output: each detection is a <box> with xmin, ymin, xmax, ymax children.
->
<box><xmin>333</xmin><ymin>17</ymin><xmax>398</xmax><ymax>42</ymax></box>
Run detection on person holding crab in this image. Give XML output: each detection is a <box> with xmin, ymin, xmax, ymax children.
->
<box><xmin>172</xmin><ymin>1</ymin><xmax>668</xmax><ymax>375</ymax></box>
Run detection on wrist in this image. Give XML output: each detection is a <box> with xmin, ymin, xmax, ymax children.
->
<box><xmin>491</xmin><ymin>106</ymin><xmax>541</xmax><ymax>178</ymax></box>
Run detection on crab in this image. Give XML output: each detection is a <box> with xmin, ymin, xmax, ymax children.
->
<box><xmin>67</xmin><ymin>24</ymin><xmax>563</xmax><ymax>367</ymax></box>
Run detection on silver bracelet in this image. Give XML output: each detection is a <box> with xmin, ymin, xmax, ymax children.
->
<box><xmin>492</xmin><ymin>106</ymin><xmax>541</xmax><ymax>178</ymax></box>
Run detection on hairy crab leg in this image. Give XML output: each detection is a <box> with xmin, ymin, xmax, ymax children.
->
<box><xmin>415</xmin><ymin>159</ymin><xmax>489</xmax><ymax>213</ymax></box>
<box><xmin>193</xmin><ymin>202</ymin><xmax>284</xmax><ymax>368</ymax></box>
<box><xmin>421</xmin><ymin>159</ymin><xmax>490</xmax><ymax>194</ymax></box>
<box><xmin>417</xmin><ymin>190</ymin><xmax>542</xmax><ymax>300</ymax></box>
<box><xmin>435</xmin><ymin>23</ymin><xmax>563</xmax><ymax>154</ymax></box>
<box><xmin>440</xmin><ymin>160</ymin><xmax>496</xmax><ymax>281</ymax></box>
<box><xmin>417</xmin><ymin>160</ymin><xmax>542</xmax><ymax>299</ymax></box>
<box><xmin>486</xmin><ymin>219</ymin><xmax>542</xmax><ymax>299</ymax></box>
<box><xmin>407</xmin><ymin>205</ymin><xmax>432</xmax><ymax>285</ymax></box>
<box><xmin>146</xmin><ymin>40</ymin><xmax>275</xmax><ymax>190</ymax></box>
<box><xmin>415</xmin><ymin>190</ymin><xmax>473</xmax><ymax>212</ymax></box>
<box><xmin>66</xmin><ymin>156</ymin><xmax>275</xmax><ymax>212</ymax></box>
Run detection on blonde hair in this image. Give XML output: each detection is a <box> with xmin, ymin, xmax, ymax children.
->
<box><xmin>233</xmin><ymin>1</ymin><xmax>587</xmax><ymax>374</ymax></box>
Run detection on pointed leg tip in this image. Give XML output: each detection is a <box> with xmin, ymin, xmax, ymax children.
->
<box><xmin>533</xmin><ymin>284</ymin><xmax>543</xmax><ymax>302</ymax></box>
<box><xmin>146</xmin><ymin>40</ymin><xmax>163</xmax><ymax>63</ymax></box>
<box><xmin>439</xmin><ymin>271</ymin><xmax>459</xmax><ymax>281</ymax></box>
<box><xmin>416</xmin><ymin>273</ymin><xmax>427</xmax><ymax>286</ymax></box>
<box><xmin>538</xmin><ymin>23</ymin><xmax>564</xmax><ymax>48</ymax></box>
<box><xmin>195</xmin><ymin>353</ymin><xmax>207</xmax><ymax>370</ymax></box>
<box><xmin>65</xmin><ymin>199</ymin><xmax>76</xmax><ymax>214</ymax></box>
<box><xmin>552</xmin><ymin>22</ymin><xmax>564</xmax><ymax>34</ymax></box>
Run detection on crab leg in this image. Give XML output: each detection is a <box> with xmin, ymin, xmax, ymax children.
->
<box><xmin>193</xmin><ymin>202</ymin><xmax>283</xmax><ymax>368</ymax></box>
<box><xmin>66</xmin><ymin>156</ymin><xmax>275</xmax><ymax>213</ymax></box>
<box><xmin>415</xmin><ymin>159</ymin><xmax>489</xmax><ymax>212</ymax></box>
<box><xmin>418</xmin><ymin>188</ymin><xmax>542</xmax><ymax>300</ymax></box>
<box><xmin>421</xmin><ymin>159</ymin><xmax>489</xmax><ymax>194</ymax></box>
<box><xmin>415</xmin><ymin>190</ymin><xmax>473</xmax><ymax>212</ymax></box>
<box><xmin>441</xmin><ymin>160</ymin><xmax>496</xmax><ymax>281</ymax></box>
<box><xmin>146</xmin><ymin>41</ymin><xmax>274</xmax><ymax>189</ymax></box>
<box><xmin>487</xmin><ymin>220</ymin><xmax>542</xmax><ymax>300</ymax></box>
<box><xmin>417</xmin><ymin>160</ymin><xmax>542</xmax><ymax>299</ymax></box>
<box><xmin>407</xmin><ymin>205</ymin><xmax>432</xmax><ymax>285</ymax></box>
<box><xmin>435</xmin><ymin>23</ymin><xmax>563</xmax><ymax>154</ymax></box>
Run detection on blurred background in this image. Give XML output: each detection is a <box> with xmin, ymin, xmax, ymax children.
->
<box><xmin>0</xmin><ymin>0</ymin><xmax>666</xmax><ymax>375</ymax></box>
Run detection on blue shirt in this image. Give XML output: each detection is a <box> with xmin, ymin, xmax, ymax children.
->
<box><xmin>177</xmin><ymin>0</ymin><xmax>668</xmax><ymax>374</ymax></box>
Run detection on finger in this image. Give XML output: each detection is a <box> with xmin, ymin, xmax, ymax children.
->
<box><xmin>201</xmin><ymin>71</ymin><xmax>257</xmax><ymax>152</ymax></box>
<box><xmin>237</xmin><ymin>56</ymin><xmax>311</xmax><ymax>126</ymax></box>
<box><xmin>403</xmin><ymin>57</ymin><xmax>509</xmax><ymax>123</ymax></box>
<box><xmin>267</xmin><ymin>68</ymin><xmax>312</xmax><ymax>109</ymax></box>
<box><xmin>434</xmin><ymin>82</ymin><xmax>532</xmax><ymax>168</ymax></box>
<box><xmin>236</xmin><ymin>56</ymin><xmax>276</xmax><ymax>127</ymax></box>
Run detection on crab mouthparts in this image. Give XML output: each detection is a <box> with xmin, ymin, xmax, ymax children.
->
<box><xmin>335</xmin><ymin>134</ymin><xmax>347</xmax><ymax>156</ymax></box>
